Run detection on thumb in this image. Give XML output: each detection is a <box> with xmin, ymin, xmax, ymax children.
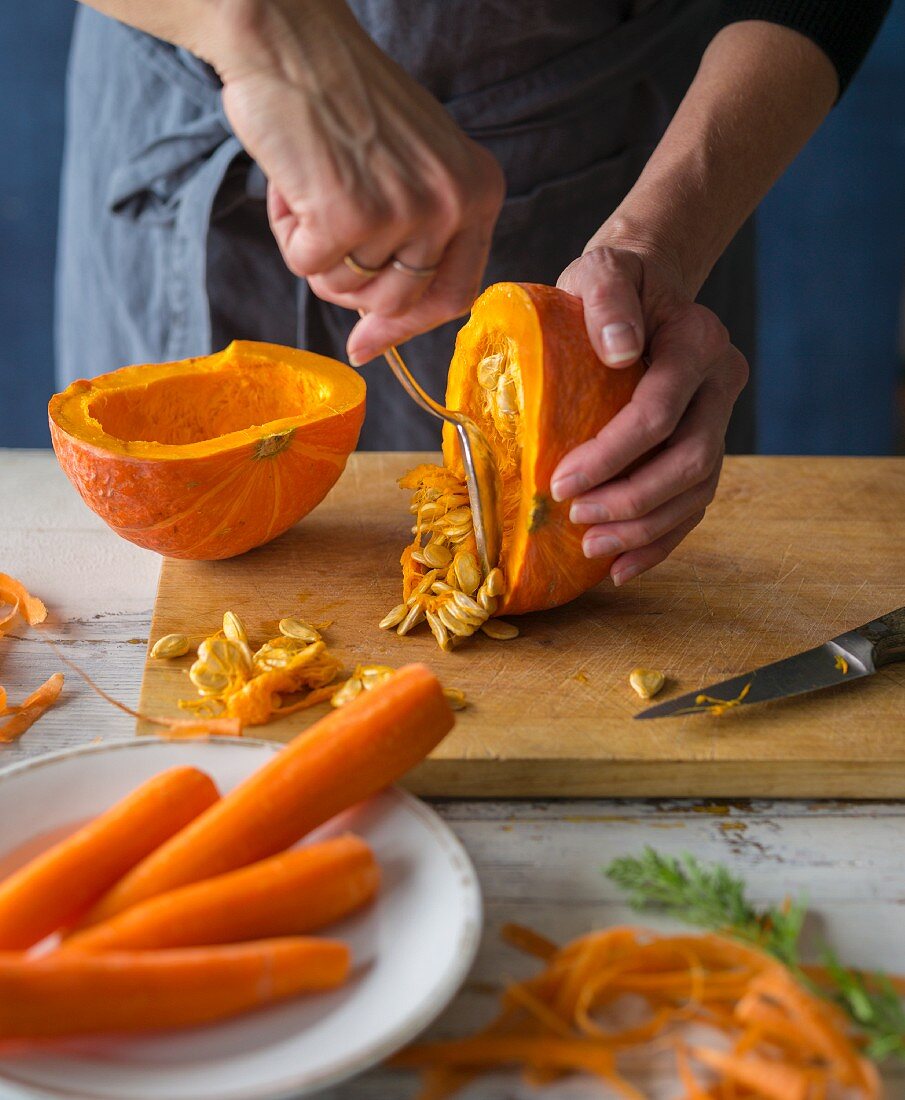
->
<box><xmin>570</xmin><ymin>249</ymin><xmax>645</xmax><ymax>368</ymax></box>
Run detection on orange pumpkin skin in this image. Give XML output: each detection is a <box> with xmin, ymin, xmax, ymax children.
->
<box><xmin>441</xmin><ymin>283</ymin><xmax>644</xmax><ymax>615</ymax></box>
<box><xmin>49</xmin><ymin>341</ymin><xmax>365</xmax><ymax>560</ymax></box>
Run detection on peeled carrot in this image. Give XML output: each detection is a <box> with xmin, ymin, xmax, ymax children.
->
<box><xmin>81</xmin><ymin>664</ymin><xmax>452</xmax><ymax>926</ymax></box>
<box><xmin>0</xmin><ymin>938</ymin><xmax>349</xmax><ymax>1039</ymax></box>
<box><xmin>0</xmin><ymin>766</ymin><xmax>220</xmax><ymax>949</ymax></box>
<box><xmin>64</xmin><ymin>834</ymin><xmax>379</xmax><ymax>952</ymax></box>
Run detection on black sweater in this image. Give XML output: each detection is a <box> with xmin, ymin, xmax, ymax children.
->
<box><xmin>720</xmin><ymin>1</ymin><xmax>892</xmax><ymax>94</ymax></box>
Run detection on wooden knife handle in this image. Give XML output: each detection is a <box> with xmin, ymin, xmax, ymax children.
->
<box><xmin>859</xmin><ymin>607</ymin><xmax>905</xmax><ymax>667</ymax></box>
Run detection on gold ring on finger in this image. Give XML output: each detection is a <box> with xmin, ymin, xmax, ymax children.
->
<box><xmin>343</xmin><ymin>253</ymin><xmax>384</xmax><ymax>279</ymax></box>
<box><xmin>391</xmin><ymin>257</ymin><xmax>439</xmax><ymax>278</ymax></box>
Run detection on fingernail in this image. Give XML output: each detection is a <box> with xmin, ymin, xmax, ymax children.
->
<box><xmin>584</xmin><ymin>535</ymin><xmax>622</xmax><ymax>559</ymax></box>
<box><xmin>612</xmin><ymin>563</ymin><xmax>643</xmax><ymax>587</ymax></box>
<box><xmin>601</xmin><ymin>322</ymin><xmax>640</xmax><ymax>365</ymax></box>
<box><xmin>348</xmin><ymin>350</ymin><xmax>368</xmax><ymax>368</ymax></box>
<box><xmin>551</xmin><ymin>473</ymin><xmax>589</xmax><ymax>503</ymax></box>
<box><xmin>570</xmin><ymin>502</ymin><xmax>609</xmax><ymax>525</ymax></box>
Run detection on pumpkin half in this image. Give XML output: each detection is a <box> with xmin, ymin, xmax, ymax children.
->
<box><xmin>49</xmin><ymin>341</ymin><xmax>366</xmax><ymax>559</ymax></box>
<box><xmin>389</xmin><ymin>283</ymin><xmax>643</xmax><ymax>644</ymax></box>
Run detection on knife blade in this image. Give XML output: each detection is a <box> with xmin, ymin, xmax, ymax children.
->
<box><xmin>635</xmin><ymin>606</ymin><xmax>905</xmax><ymax>719</ymax></box>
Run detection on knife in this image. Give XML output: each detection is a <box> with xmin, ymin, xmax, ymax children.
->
<box><xmin>635</xmin><ymin>606</ymin><xmax>905</xmax><ymax>719</ymax></box>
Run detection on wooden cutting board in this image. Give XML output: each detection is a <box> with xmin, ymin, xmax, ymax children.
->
<box><xmin>138</xmin><ymin>453</ymin><xmax>905</xmax><ymax>798</ymax></box>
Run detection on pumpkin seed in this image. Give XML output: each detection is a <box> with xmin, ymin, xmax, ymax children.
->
<box><xmin>190</xmin><ymin>637</ymin><xmax>253</xmax><ymax>695</ymax></box>
<box><xmin>379</xmin><ymin>603</ymin><xmax>408</xmax><ymax>630</ymax></box>
<box><xmin>454</xmin><ymin>551</ymin><xmax>481</xmax><ymax>595</ymax></box>
<box><xmin>410</xmin><ymin>549</ymin><xmax>432</xmax><ymax>567</ymax></box>
<box><xmin>406</xmin><ymin>573</ymin><xmax>438</xmax><ymax>605</ymax></box>
<box><xmin>397</xmin><ymin>602</ymin><xmax>425</xmax><ymax>636</ymax></box>
<box><xmin>359</xmin><ymin>664</ymin><xmax>395</xmax><ymax>689</ymax></box>
<box><xmin>150</xmin><ymin>633</ymin><xmax>190</xmax><ymax>660</ymax></box>
<box><xmin>331</xmin><ymin>677</ymin><xmax>363</xmax><ymax>708</ymax></box>
<box><xmin>629</xmin><ymin>667</ymin><xmax>666</xmax><ymax>700</ymax></box>
<box><xmin>443</xmin><ymin>687</ymin><xmax>468</xmax><ymax>710</ymax></box>
<box><xmin>278</xmin><ymin>617</ymin><xmax>321</xmax><ymax>643</ymax></box>
<box><xmin>422</xmin><ymin>541</ymin><xmax>452</xmax><ymax>568</ymax></box>
<box><xmin>481</xmin><ymin>619</ymin><xmax>519</xmax><ymax>641</ymax></box>
<box><xmin>484</xmin><ymin>567</ymin><xmax>505</xmax><ymax>597</ymax></box>
<box><xmin>253</xmin><ymin>636</ymin><xmax>318</xmax><ymax>673</ymax></box>
<box><xmin>442</xmin><ymin>512</ymin><xmax>472</xmax><ymax>529</ymax></box>
<box><xmin>412</xmin><ymin>569</ymin><xmax>441</xmax><ymax>597</ymax></box>
<box><xmin>452</xmin><ymin>590</ymin><xmax>485</xmax><ymax>619</ymax></box>
<box><xmin>443</xmin><ymin>507</ymin><xmax>472</xmax><ymax>527</ymax></box>
<box><xmin>477</xmin><ymin>353</ymin><xmax>504</xmax><ymax>390</ymax></box>
<box><xmin>188</xmin><ymin>667</ymin><xmax>231</xmax><ymax>695</ymax></box>
<box><xmin>431</xmin><ymin>581</ymin><xmax>455</xmax><ymax>595</ymax></box>
<box><xmin>477</xmin><ymin>589</ymin><xmax>498</xmax><ymax>614</ymax></box>
<box><xmin>222</xmin><ymin>611</ymin><xmax>248</xmax><ymax>645</ymax></box>
<box><xmin>445</xmin><ymin>529</ymin><xmax>472</xmax><ymax>546</ymax></box>
<box><xmin>496</xmin><ymin>373</ymin><xmax>518</xmax><ymax>415</ymax></box>
<box><xmin>203</xmin><ymin>636</ymin><xmax>253</xmax><ymax>674</ymax></box>
<box><xmin>437</xmin><ymin>603</ymin><xmax>475</xmax><ymax>637</ymax></box>
<box><xmin>413</xmin><ymin>501</ymin><xmax>444</xmax><ymax>520</ymax></box>
<box><xmin>425</xmin><ymin>610</ymin><xmax>450</xmax><ymax>650</ymax></box>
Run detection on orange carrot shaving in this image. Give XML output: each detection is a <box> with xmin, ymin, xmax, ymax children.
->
<box><xmin>675</xmin><ymin>1044</ymin><xmax>714</xmax><ymax>1100</ymax></box>
<box><xmin>396</xmin><ymin>924</ymin><xmax>881</xmax><ymax>1100</ymax></box>
<box><xmin>0</xmin><ymin>673</ymin><xmax>64</xmax><ymax>743</ymax></box>
<box><xmin>0</xmin><ymin>573</ymin><xmax>47</xmax><ymax>635</ymax></box>
<box><xmin>501</xmin><ymin>922</ymin><xmax>558</xmax><ymax>960</ymax></box>
<box><xmin>0</xmin><ymin>575</ymin><xmax>62</xmax><ymax>741</ymax></box>
<box><xmin>687</xmin><ymin>1046</ymin><xmax>811</xmax><ymax>1100</ymax></box>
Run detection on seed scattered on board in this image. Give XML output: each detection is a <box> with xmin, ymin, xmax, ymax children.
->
<box><xmin>222</xmin><ymin>610</ymin><xmax>248</xmax><ymax>645</ymax></box>
<box><xmin>481</xmin><ymin>619</ymin><xmax>519</xmax><ymax>641</ymax></box>
<box><xmin>278</xmin><ymin>617</ymin><xmax>322</xmax><ymax>643</ymax></box>
<box><xmin>150</xmin><ymin>633</ymin><xmax>190</xmax><ymax>660</ymax></box>
<box><xmin>629</xmin><ymin>668</ymin><xmax>666</xmax><ymax>700</ymax></box>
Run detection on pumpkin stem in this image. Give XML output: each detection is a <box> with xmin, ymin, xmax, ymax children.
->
<box><xmin>254</xmin><ymin>430</ymin><xmax>295</xmax><ymax>459</ymax></box>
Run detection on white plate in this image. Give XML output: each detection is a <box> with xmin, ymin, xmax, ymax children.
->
<box><xmin>0</xmin><ymin>739</ymin><xmax>482</xmax><ymax>1100</ymax></box>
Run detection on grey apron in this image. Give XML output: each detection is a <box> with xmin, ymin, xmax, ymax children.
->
<box><xmin>57</xmin><ymin>0</ymin><xmax>756</xmax><ymax>452</ymax></box>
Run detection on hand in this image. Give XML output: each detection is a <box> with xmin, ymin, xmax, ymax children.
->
<box><xmin>216</xmin><ymin>0</ymin><xmax>504</xmax><ymax>364</ymax></box>
<box><xmin>551</xmin><ymin>244</ymin><xmax>748</xmax><ymax>586</ymax></box>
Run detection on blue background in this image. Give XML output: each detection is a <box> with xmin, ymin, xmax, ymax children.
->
<box><xmin>2</xmin><ymin>2</ymin><xmax>903</xmax><ymax>451</ymax></box>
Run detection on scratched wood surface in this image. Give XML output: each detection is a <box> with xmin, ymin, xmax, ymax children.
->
<box><xmin>4</xmin><ymin>450</ymin><xmax>905</xmax><ymax>1098</ymax></box>
<box><xmin>137</xmin><ymin>452</ymin><xmax>905</xmax><ymax>798</ymax></box>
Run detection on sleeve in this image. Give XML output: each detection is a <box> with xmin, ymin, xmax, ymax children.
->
<box><xmin>719</xmin><ymin>1</ymin><xmax>893</xmax><ymax>97</ymax></box>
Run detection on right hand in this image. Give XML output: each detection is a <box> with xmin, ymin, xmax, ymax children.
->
<box><xmin>214</xmin><ymin>0</ymin><xmax>505</xmax><ymax>364</ymax></box>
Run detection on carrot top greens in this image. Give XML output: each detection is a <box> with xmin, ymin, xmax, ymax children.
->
<box><xmin>606</xmin><ymin>847</ymin><xmax>905</xmax><ymax>1060</ymax></box>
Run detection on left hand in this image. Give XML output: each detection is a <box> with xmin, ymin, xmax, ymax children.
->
<box><xmin>552</xmin><ymin>243</ymin><xmax>749</xmax><ymax>586</ymax></box>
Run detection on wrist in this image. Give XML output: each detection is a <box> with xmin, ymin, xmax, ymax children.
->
<box><xmin>585</xmin><ymin>213</ymin><xmax>698</xmax><ymax>301</ymax></box>
<box><xmin>202</xmin><ymin>0</ymin><xmax>361</xmax><ymax>82</ymax></box>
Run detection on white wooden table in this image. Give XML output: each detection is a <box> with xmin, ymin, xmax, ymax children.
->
<box><xmin>2</xmin><ymin>449</ymin><xmax>904</xmax><ymax>1099</ymax></box>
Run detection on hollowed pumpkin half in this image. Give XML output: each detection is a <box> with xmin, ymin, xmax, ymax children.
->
<box><xmin>402</xmin><ymin>283</ymin><xmax>644</xmax><ymax>618</ymax></box>
<box><xmin>49</xmin><ymin>340</ymin><xmax>366</xmax><ymax>560</ymax></box>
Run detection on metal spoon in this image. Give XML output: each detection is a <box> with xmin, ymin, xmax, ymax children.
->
<box><xmin>356</xmin><ymin>316</ymin><xmax>502</xmax><ymax>574</ymax></box>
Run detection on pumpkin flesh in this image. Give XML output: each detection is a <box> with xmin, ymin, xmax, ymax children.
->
<box><xmin>397</xmin><ymin>283</ymin><xmax>643</xmax><ymax>627</ymax></box>
<box><xmin>49</xmin><ymin>341</ymin><xmax>365</xmax><ymax>560</ymax></box>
